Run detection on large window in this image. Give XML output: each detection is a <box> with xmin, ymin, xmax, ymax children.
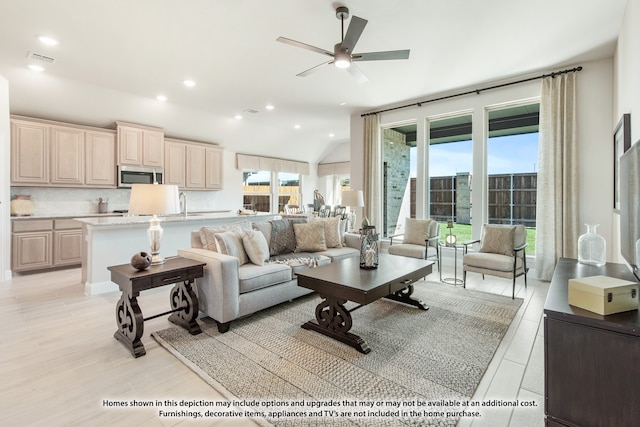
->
<box><xmin>277</xmin><ymin>172</ymin><xmax>301</xmax><ymax>213</ymax></box>
<box><xmin>487</xmin><ymin>103</ymin><xmax>539</xmax><ymax>253</ymax></box>
<box><xmin>242</xmin><ymin>171</ymin><xmax>271</xmax><ymax>212</ymax></box>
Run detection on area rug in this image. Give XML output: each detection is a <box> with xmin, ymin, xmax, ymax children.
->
<box><xmin>152</xmin><ymin>281</ymin><xmax>522</xmax><ymax>426</ymax></box>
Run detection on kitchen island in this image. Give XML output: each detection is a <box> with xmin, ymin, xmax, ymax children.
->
<box><xmin>76</xmin><ymin>212</ymin><xmax>278</xmax><ymax>295</ymax></box>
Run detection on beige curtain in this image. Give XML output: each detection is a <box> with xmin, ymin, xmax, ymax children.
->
<box><xmin>363</xmin><ymin>114</ymin><xmax>381</xmax><ymax>228</ymax></box>
<box><xmin>535</xmin><ymin>72</ymin><xmax>578</xmax><ymax>280</ymax></box>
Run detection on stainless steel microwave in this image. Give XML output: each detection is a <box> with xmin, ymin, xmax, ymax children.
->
<box><xmin>117</xmin><ymin>165</ymin><xmax>164</xmax><ymax>188</ymax></box>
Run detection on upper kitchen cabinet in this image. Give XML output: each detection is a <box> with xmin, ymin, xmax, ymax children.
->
<box><xmin>116</xmin><ymin>122</ymin><xmax>164</xmax><ymax>167</ymax></box>
<box><xmin>85</xmin><ymin>130</ymin><xmax>116</xmax><ymax>187</ymax></box>
<box><xmin>10</xmin><ymin>116</ymin><xmax>117</xmax><ymax>188</ymax></box>
<box><xmin>11</xmin><ymin>119</ymin><xmax>50</xmax><ymax>185</ymax></box>
<box><xmin>163</xmin><ymin>138</ymin><xmax>224</xmax><ymax>190</ymax></box>
<box><xmin>50</xmin><ymin>125</ymin><xmax>84</xmax><ymax>185</ymax></box>
<box><xmin>205</xmin><ymin>145</ymin><xmax>224</xmax><ymax>190</ymax></box>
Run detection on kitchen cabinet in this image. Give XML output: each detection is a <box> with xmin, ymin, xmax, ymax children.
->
<box><xmin>10</xmin><ymin>119</ymin><xmax>50</xmax><ymax>185</ymax></box>
<box><xmin>85</xmin><ymin>130</ymin><xmax>116</xmax><ymax>187</ymax></box>
<box><xmin>186</xmin><ymin>144</ymin><xmax>206</xmax><ymax>189</ymax></box>
<box><xmin>205</xmin><ymin>146</ymin><xmax>224</xmax><ymax>190</ymax></box>
<box><xmin>164</xmin><ymin>138</ymin><xmax>223</xmax><ymax>190</ymax></box>
<box><xmin>10</xmin><ymin>116</ymin><xmax>117</xmax><ymax>188</ymax></box>
<box><xmin>50</xmin><ymin>125</ymin><xmax>84</xmax><ymax>185</ymax></box>
<box><xmin>164</xmin><ymin>140</ymin><xmax>186</xmax><ymax>187</ymax></box>
<box><xmin>12</xmin><ymin>219</ymin><xmax>53</xmax><ymax>272</ymax></box>
<box><xmin>12</xmin><ymin>218</ymin><xmax>82</xmax><ymax>272</ymax></box>
<box><xmin>116</xmin><ymin>122</ymin><xmax>164</xmax><ymax>167</ymax></box>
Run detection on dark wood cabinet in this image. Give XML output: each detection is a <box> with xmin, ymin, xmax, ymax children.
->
<box><xmin>544</xmin><ymin>258</ymin><xmax>640</xmax><ymax>427</ymax></box>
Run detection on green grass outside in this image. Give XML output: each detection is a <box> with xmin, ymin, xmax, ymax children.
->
<box><xmin>438</xmin><ymin>222</ymin><xmax>536</xmax><ymax>254</ymax></box>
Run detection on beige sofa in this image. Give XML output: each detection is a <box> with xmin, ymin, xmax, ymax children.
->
<box><xmin>178</xmin><ymin>217</ymin><xmax>360</xmax><ymax>333</ymax></box>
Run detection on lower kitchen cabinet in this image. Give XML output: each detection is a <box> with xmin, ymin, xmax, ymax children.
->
<box><xmin>12</xmin><ymin>218</ymin><xmax>82</xmax><ymax>272</ymax></box>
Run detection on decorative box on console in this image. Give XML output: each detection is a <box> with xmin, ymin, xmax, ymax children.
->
<box><xmin>568</xmin><ymin>275</ymin><xmax>638</xmax><ymax>315</ymax></box>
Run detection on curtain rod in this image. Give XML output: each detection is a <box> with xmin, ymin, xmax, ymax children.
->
<box><xmin>361</xmin><ymin>65</ymin><xmax>583</xmax><ymax>117</ymax></box>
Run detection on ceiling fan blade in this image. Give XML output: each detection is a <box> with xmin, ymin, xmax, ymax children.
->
<box><xmin>347</xmin><ymin>63</ymin><xmax>368</xmax><ymax>84</ymax></box>
<box><xmin>353</xmin><ymin>49</ymin><xmax>411</xmax><ymax>61</ymax></box>
<box><xmin>276</xmin><ymin>36</ymin><xmax>334</xmax><ymax>57</ymax></box>
<box><xmin>340</xmin><ymin>16</ymin><xmax>367</xmax><ymax>52</ymax></box>
<box><xmin>297</xmin><ymin>61</ymin><xmax>331</xmax><ymax>77</ymax></box>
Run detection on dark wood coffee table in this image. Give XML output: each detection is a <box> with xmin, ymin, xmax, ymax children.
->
<box><xmin>296</xmin><ymin>253</ymin><xmax>434</xmax><ymax>354</ymax></box>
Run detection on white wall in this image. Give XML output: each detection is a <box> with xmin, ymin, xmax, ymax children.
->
<box><xmin>612</xmin><ymin>0</ymin><xmax>640</xmax><ymax>262</ymax></box>
<box><xmin>350</xmin><ymin>57</ymin><xmax>617</xmax><ymax>259</ymax></box>
<box><xmin>0</xmin><ymin>75</ymin><xmax>10</xmax><ymax>280</ymax></box>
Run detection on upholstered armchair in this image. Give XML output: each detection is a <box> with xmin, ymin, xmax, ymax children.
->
<box><xmin>462</xmin><ymin>224</ymin><xmax>528</xmax><ymax>299</ymax></box>
<box><xmin>388</xmin><ymin>218</ymin><xmax>440</xmax><ymax>266</ymax></box>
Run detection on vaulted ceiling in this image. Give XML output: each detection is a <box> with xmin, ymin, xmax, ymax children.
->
<box><xmin>0</xmin><ymin>0</ymin><xmax>627</xmax><ymax>164</ymax></box>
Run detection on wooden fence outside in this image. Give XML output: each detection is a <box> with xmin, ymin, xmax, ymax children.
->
<box><xmin>424</xmin><ymin>172</ymin><xmax>537</xmax><ymax>226</ymax></box>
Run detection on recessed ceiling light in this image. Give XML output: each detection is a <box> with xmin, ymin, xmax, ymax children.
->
<box><xmin>156</xmin><ymin>95</ymin><xmax>167</xmax><ymax>102</ymax></box>
<box><xmin>265</xmin><ymin>104</ymin><xmax>274</xmax><ymax>111</ymax></box>
<box><xmin>28</xmin><ymin>64</ymin><xmax>44</xmax><ymax>72</ymax></box>
<box><xmin>235</xmin><ymin>114</ymin><xmax>243</xmax><ymax>120</ymax></box>
<box><xmin>294</xmin><ymin>124</ymin><xmax>301</xmax><ymax>129</ymax></box>
<box><xmin>329</xmin><ymin>133</ymin><xmax>335</xmax><ymax>138</ymax></box>
<box><xmin>183</xmin><ymin>79</ymin><xmax>196</xmax><ymax>87</ymax></box>
<box><xmin>339</xmin><ymin>102</ymin><xmax>347</xmax><ymax>106</ymax></box>
<box><xmin>37</xmin><ymin>36</ymin><xmax>59</xmax><ymax>46</ymax></box>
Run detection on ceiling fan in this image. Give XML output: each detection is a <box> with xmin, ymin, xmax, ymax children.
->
<box><xmin>276</xmin><ymin>6</ymin><xmax>410</xmax><ymax>83</ymax></box>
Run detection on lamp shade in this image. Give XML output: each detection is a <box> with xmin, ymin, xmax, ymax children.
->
<box><xmin>341</xmin><ymin>190</ymin><xmax>364</xmax><ymax>207</ymax></box>
<box><xmin>129</xmin><ymin>184</ymin><xmax>180</xmax><ymax>215</ymax></box>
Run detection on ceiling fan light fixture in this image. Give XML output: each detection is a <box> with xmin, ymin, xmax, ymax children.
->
<box><xmin>334</xmin><ymin>52</ymin><xmax>351</xmax><ymax>69</ymax></box>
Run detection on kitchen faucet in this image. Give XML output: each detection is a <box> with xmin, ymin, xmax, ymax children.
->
<box><xmin>179</xmin><ymin>192</ymin><xmax>187</xmax><ymax>218</ymax></box>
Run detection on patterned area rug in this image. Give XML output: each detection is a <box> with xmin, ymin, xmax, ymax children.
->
<box><xmin>153</xmin><ymin>281</ymin><xmax>522</xmax><ymax>426</ymax></box>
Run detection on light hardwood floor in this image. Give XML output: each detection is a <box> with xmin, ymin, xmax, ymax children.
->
<box><xmin>0</xmin><ymin>256</ymin><xmax>547</xmax><ymax>427</ymax></box>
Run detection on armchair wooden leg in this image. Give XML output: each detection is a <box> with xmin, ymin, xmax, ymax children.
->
<box><xmin>216</xmin><ymin>321</ymin><xmax>231</xmax><ymax>333</ymax></box>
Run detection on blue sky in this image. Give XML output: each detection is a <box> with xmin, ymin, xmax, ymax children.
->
<box><xmin>418</xmin><ymin>132</ymin><xmax>539</xmax><ymax>177</ymax></box>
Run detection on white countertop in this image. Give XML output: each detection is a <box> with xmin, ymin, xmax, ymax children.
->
<box><xmin>75</xmin><ymin>211</ymin><xmax>272</xmax><ymax>227</ymax></box>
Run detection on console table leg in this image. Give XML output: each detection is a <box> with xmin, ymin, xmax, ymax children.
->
<box><xmin>114</xmin><ymin>290</ymin><xmax>146</xmax><ymax>357</ymax></box>
<box><xmin>168</xmin><ymin>279</ymin><xmax>202</xmax><ymax>335</ymax></box>
<box><xmin>302</xmin><ymin>295</ymin><xmax>371</xmax><ymax>354</ymax></box>
<box><xmin>385</xmin><ymin>285</ymin><xmax>429</xmax><ymax>310</ymax></box>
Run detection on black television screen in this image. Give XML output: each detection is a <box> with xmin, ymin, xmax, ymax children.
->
<box><xmin>619</xmin><ymin>140</ymin><xmax>640</xmax><ymax>280</ymax></box>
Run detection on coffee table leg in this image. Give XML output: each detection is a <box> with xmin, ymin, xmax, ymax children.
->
<box><xmin>168</xmin><ymin>279</ymin><xmax>202</xmax><ymax>335</ymax></box>
<box><xmin>385</xmin><ymin>285</ymin><xmax>429</xmax><ymax>310</ymax></box>
<box><xmin>114</xmin><ymin>289</ymin><xmax>146</xmax><ymax>357</ymax></box>
<box><xmin>302</xmin><ymin>294</ymin><xmax>371</xmax><ymax>354</ymax></box>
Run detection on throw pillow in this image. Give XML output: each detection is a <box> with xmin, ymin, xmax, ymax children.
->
<box><xmin>293</xmin><ymin>221</ymin><xmax>327</xmax><ymax>253</ymax></box>
<box><xmin>199</xmin><ymin>220</ymin><xmax>252</xmax><ymax>251</ymax></box>
<box><xmin>214</xmin><ymin>230</ymin><xmax>250</xmax><ymax>265</ymax></box>
<box><xmin>310</xmin><ymin>216</ymin><xmax>343</xmax><ymax>248</ymax></box>
<box><xmin>269</xmin><ymin>219</ymin><xmax>306</xmax><ymax>256</ymax></box>
<box><xmin>479</xmin><ymin>225</ymin><xmax>515</xmax><ymax>256</ymax></box>
<box><xmin>404</xmin><ymin>218</ymin><xmax>433</xmax><ymax>245</ymax></box>
<box><xmin>242</xmin><ymin>230</ymin><xmax>270</xmax><ymax>266</ymax></box>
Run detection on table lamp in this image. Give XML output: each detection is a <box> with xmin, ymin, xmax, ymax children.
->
<box><xmin>446</xmin><ymin>220</ymin><xmax>457</xmax><ymax>246</ymax></box>
<box><xmin>341</xmin><ymin>190</ymin><xmax>364</xmax><ymax>231</ymax></box>
<box><xmin>129</xmin><ymin>183</ymin><xmax>180</xmax><ymax>265</ymax></box>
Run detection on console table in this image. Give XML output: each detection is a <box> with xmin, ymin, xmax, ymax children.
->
<box><xmin>108</xmin><ymin>256</ymin><xmax>205</xmax><ymax>357</ymax></box>
<box><xmin>544</xmin><ymin>257</ymin><xmax>640</xmax><ymax>427</ymax></box>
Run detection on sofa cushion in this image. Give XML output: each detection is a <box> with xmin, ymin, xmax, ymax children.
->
<box><xmin>200</xmin><ymin>220</ymin><xmax>252</xmax><ymax>251</ymax></box>
<box><xmin>480</xmin><ymin>225</ymin><xmax>515</xmax><ymax>256</ymax></box>
<box><xmin>214</xmin><ymin>230</ymin><xmax>249</xmax><ymax>265</ymax></box>
<box><xmin>293</xmin><ymin>221</ymin><xmax>327</xmax><ymax>252</ymax></box>
<box><xmin>310</xmin><ymin>216</ymin><xmax>343</xmax><ymax>248</ymax></box>
<box><xmin>238</xmin><ymin>263</ymin><xmax>292</xmax><ymax>293</ymax></box>
<box><xmin>252</xmin><ymin>221</ymin><xmax>272</xmax><ymax>247</ymax></box>
<box><xmin>242</xmin><ymin>229</ymin><xmax>270</xmax><ymax>266</ymax></box>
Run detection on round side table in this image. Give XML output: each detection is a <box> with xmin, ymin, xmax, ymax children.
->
<box><xmin>438</xmin><ymin>242</ymin><xmax>464</xmax><ymax>285</ymax></box>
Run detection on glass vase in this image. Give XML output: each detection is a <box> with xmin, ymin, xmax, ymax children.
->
<box><xmin>578</xmin><ymin>224</ymin><xmax>606</xmax><ymax>267</ymax></box>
